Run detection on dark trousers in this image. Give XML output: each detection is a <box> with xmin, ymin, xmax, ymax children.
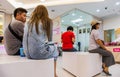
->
<box><xmin>62</xmin><ymin>47</ymin><xmax>77</xmax><ymax>52</ymax></box>
<box><xmin>89</xmin><ymin>47</ymin><xmax>115</xmax><ymax>67</ymax></box>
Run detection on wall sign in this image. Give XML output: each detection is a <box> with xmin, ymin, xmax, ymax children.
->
<box><xmin>113</xmin><ymin>48</ymin><xmax>120</xmax><ymax>52</ymax></box>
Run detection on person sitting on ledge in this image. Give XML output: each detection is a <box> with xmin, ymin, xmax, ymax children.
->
<box><xmin>88</xmin><ymin>20</ymin><xmax>115</xmax><ymax>76</ymax></box>
<box><xmin>61</xmin><ymin>26</ymin><xmax>77</xmax><ymax>52</ymax></box>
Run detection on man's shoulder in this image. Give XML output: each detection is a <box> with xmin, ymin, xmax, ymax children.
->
<box><xmin>67</xmin><ymin>31</ymin><xmax>74</xmax><ymax>34</ymax></box>
<box><xmin>63</xmin><ymin>31</ymin><xmax>73</xmax><ymax>34</ymax></box>
<box><xmin>62</xmin><ymin>31</ymin><xmax>67</xmax><ymax>35</ymax></box>
<box><xmin>11</xmin><ymin>20</ymin><xmax>24</xmax><ymax>26</ymax></box>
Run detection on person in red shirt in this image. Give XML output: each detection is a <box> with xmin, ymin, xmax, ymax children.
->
<box><xmin>61</xmin><ymin>26</ymin><xmax>77</xmax><ymax>51</ymax></box>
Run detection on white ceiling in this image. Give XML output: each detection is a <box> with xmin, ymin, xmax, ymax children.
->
<box><xmin>6</xmin><ymin>0</ymin><xmax>103</xmax><ymax>9</ymax></box>
<box><xmin>0</xmin><ymin>0</ymin><xmax>120</xmax><ymax>19</ymax></box>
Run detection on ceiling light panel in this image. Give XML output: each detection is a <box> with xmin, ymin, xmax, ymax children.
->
<box><xmin>116</xmin><ymin>2</ymin><xmax>120</xmax><ymax>5</ymax></box>
<box><xmin>72</xmin><ymin>18</ymin><xmax>83</xmax><ymax>23</ymax></box>
<box><xmin>96</xmin><ymin>9</ymin><xmax>100</xmax><ymax>12</ymax></box>
<box><xmin>40</xmin><ymin>0</ymin><xmax>46</xmax><ymax>2</ymax></box>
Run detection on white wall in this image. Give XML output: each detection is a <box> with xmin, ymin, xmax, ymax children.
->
<box><xmin>4</xmin><ymin>13</ymin><xmax>12</xmax><ymax>30</ymax></box>
<box><xmin>0</xmin><ymin>12</ymin><xmax>5</xmax><ymax>35</ymax></box>
<box><xmin>52</xmin><ymin>16</ymin><xmax>61</xmax><ymax>43</ymax></box>
<box><xmin>103</xmin><ymin>15</ymin><xmax>120</xmax><ymax>30</ymax></box>
<box><xmin>0</xmin><ymin>12</ymin><xmax>4</xmax><ymax>26</ymax></box>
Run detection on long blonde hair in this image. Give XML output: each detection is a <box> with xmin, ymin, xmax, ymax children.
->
<box><xmin>28</xmin><ymin>5</ymin><xmax>52</xmax><ymax>40</ymax></box>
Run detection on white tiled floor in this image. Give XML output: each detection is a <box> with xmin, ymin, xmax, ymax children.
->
<box><xmin>56</xmin><ymin>57</ymin><xmax>120</xmax><ymax>77</ymax></box>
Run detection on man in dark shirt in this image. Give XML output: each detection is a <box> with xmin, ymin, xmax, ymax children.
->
<box><xmin>4</xmin><ymin>8</ymin><xmax>27</xmax><ymax>55</ymax></box>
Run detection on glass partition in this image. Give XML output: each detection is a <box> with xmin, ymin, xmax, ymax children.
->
<box><xmin>60</xmin><ymin>9</ymin><xmax>93</xmax><ymax>51</ymax></box>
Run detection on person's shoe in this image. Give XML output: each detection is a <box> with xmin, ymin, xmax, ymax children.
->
<box><xmin>103</xmin><ymin>70</ymin><xmax>112</xmax><ymax>76</ymax></box>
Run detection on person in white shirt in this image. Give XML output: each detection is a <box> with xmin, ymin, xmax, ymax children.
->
<box><xmin>88</xmin><ymin>20</ymin><xmax>115</xmax><ymax>76</ymax></box>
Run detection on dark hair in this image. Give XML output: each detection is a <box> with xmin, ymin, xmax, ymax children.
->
<box><xmin>101</xmin><ymin>40</ymin><xmax>104</xmax><ymax>45</ymax></box>
<box><xmin>91</xmin><ymin>23</ymin><xmax>100</xmax><ymax>30</ymax></box>
<box><xmin>14</xmin><ymin>8</ymin><xmax>27</xmax><ymax>18</ymax></box>
<box><xmin>29</xmin><ymin>5</ymin><xmax>52</xmax><ymax>41</ymax></box>
<box><xmin>67</xmin><ymin>26</ymin><xmax>74</xmax><ymax>31</ymax></box>
<box><xmin>90</xmin><ymin>23</ymin><xmax>100</xmax><ymax>34</ymax></box>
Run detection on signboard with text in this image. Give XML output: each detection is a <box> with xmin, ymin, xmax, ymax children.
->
<box><xmin>113</xmin><ymin>48</ymin><xmax>120</xmax><ymax>52</ymax></box>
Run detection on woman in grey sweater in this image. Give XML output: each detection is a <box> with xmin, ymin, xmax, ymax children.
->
<box><xmin>23</xmin><ymin>5</ymin><xmax>58</xmax><ymax>77</ymax></box>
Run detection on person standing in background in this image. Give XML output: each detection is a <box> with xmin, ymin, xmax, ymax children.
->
<box><xmin>61</xmin><ymin>26</ymin><xmax>77</xmax><ymax>51</ymax></box>
<box><xmin>88</xmin><ymin>20</ymin><xmax>115</xmax><ymax>76</ymax></box>
<box><xmin>4</xmin><ymin>8</ymin><xmax>27</xmax><ymax>55</ymax></box>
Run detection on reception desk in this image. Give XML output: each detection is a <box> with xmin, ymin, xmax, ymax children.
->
<box><xmin>106</xmin><ymin>46</ymin><xmax>120</xmax><ymax>63</ymax></box>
